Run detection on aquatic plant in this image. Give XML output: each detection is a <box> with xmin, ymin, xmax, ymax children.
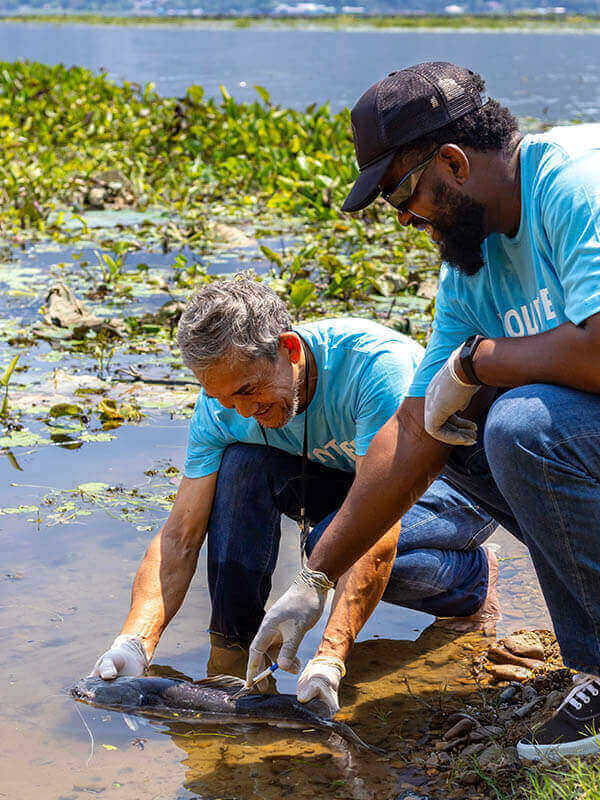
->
<box><xmin>0</xmin><ymin>354</ymin><xmax>20</xmax><ymax>417</ymax></box>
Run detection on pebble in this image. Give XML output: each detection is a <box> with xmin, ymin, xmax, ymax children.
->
<box><xmin>514</xmin><ymin>698</ymin><xmax>543</xmax><ymax>719</ymax></box>
<box><xmin>488</xmin><ymin>643</ymin><xmax>545</xmax><ymax>670</ymax></box>
<box><xmin>469</xmin><ymin>725</ymin><xmax>504</xmax><ymax>742</ymax></box>
<box><xmin>444</xmin><ymin>717</ymin><xmax>476</xmax><ymax>740</ymax></box>
<box><xmin>522</xmin><ymin>685</ymin><xmax>539</xmax><ymax>703</ymax></box>
<box><xmin>504</xmin><ymin>632</ymin><xmax>545</xmax><ymax>660</ymax></box>
<box><xmin>460</xmin><ymin>742</ymin><xmax>486</xmax><ymax>758</ymax></box>
<box><xmin>460</xmin><ymin>772</ymin><xmax>479</xmax><ymax>786</ymax></box>
<box><xmin>435</xmin><ymin>735</ymin><xmax>469</xmax><ymax>752</ymax></box>
<box><xmin>478</xmin><ymin>743</ymin><xmax>504</xmax><ymax>768</ymax></box>
<box><xmin>488</xmin><ymin>663</ymin><xmax>532</xmax><ymax>682</ymax></box>
<box><xmin>544</xmin><ymin>690</ymin><xmax>564</xmax><ymax>711</ymax></box>
<box><xmin>498</xmin><ymin>684</ymin><xmax>519</xmax><ymax>702</ymax></box>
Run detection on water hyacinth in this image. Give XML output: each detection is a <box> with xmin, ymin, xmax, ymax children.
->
<box><xmin>0</xmin><ymin>61</ymin><xmax>358</xmax><ymax>228</ymax></box>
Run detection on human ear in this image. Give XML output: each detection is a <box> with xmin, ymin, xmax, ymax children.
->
<box><xmin>279</xmin><ymin>332</ymin><xmax>302</xmax><ymax>364</ymax></box>
<box><xmin>438</xmin><ymin>144</ymin><xmax>470</xmax><ymax>185</ymax></box>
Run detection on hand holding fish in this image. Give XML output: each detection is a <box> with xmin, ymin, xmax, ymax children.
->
<box><xmin>297</xmin><ymin>655</ymin><xmax>346</xmax><ymax>717</ymax></box>
<box><xmin>90</xmin><ymin>634</ymin><xmax>149</xmax><ymax>680</ymax></box>
<box><xmin>246</xmin><ymin>566</ymin><xmax>334</xmax><ymax>686</ymax></box>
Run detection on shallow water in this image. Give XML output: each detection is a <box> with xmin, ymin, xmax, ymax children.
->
<box><xmin>1</xmin><ymin>210</ymin><xmax>553</xmax><ymax>799</ymax></box>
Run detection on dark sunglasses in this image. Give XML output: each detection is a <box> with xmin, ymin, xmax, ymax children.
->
<box><xmin>380</xmin><ymin>148</ymin><xmax>439</xmax><ymax>210</ymax></box>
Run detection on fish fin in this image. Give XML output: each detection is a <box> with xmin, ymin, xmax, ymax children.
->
<box><xmin>122</xmin><ymin>713</ymin><xmax>139</xmax><ymax>732</ymax></box>
<box><xmin>192</xmin><ymin>674</ymin><xmax>246</xmax><ymax>695</ymax></box>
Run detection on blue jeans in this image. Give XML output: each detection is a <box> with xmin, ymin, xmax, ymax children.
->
<box><xmin>206</xmin><ymin>442</ymin><xmax>496</xmax><ymax>647</ymax></box>
<box><xmin>442</xmin><ymin>383</ymin><xmax>600</xmax><ymax>675</ymax></box>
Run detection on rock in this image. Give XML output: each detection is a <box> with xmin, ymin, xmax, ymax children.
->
<box><xmin>211</xmin><ymin>222</ymin><xmax>256</xmax><ymax>248</ymax></box>
<box><xmin>514</xmin><ymin>698</ymin><xmax>543</xmax><ymax>719</ymax></box>
<box><xmin>87</xmin><ymin>186</ymin><xmax>107</xmax><ymax>208</ymax></box>
<box><xmin>544</xmin><ymin>690</ymin><xmax>564</xmax><ymax>711</ymax></box>
<box><xmin>488</xmin><ymin>663</ymin><xmax>532</xmax><ymax>683</ymax></box>
<box><xmin>477</xmin><ymin>743</ymin><xmax>504</xmax><ymax>768</ymax></box>
<box><xmin>460</xmin><ymin>742</ymin><xmax>486</xmax><ymax>758</ymax></box>
<box><xmin>445</xmin><ymin>711</ymin><xmax>478</xmax><ymax>727</ymax></box>
<box><xmin>444</xmin><ymin>717</ymin><xmax>476</xmax><ymax>740</ymax></box>
<box><xmin>498</xmin><ymin>685</ymin><xmax>519</xmax><ymax>702</ymax></box>
<box><xmin>522</xmin><ymin>685</ymin><xmax>539</xmax><ymax>703</ymax></box>
<box><xmin>488</xmin><ymin>643</ymin><xmax>545</xmax><ymax>670</ymax></box>
<box><xmin>35</xmin><ymin>282</ymin><xmax>126</xmax><ymax>341</ymax></box>
<box><xmin>437</xmin><ymin>752</ymin><xmax>451</xmax><ymax>765</ymax></box>
<box><xmin>425</xmin><ymin>753</ymin><xmax>439</xmax><ymax>768</ymax></box>
<box><xmin>504</xmin><ymin>632</ymin><xmax>545</xmax><ymax>660</ymax></box>
<box><xmin>460</xmin><ymin>772</ymin><xmax>479</xmax><ymax>786</ymax></box>
<box><xmin>469</xmin><ymin>725</ymin><xmax>504</xmax><ymax>742</ymax></box>
<box><xmin>435</xmin><ymin>735</ymin><xmax>469</xmax><ymax>752</ymax></box>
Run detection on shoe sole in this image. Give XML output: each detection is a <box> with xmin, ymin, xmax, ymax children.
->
<box><xmin>518</xmin><ymin>735</ymin><xmax>600</xmax><ymax>763</ymax></box>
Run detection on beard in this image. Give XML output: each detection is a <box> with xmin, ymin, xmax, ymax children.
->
<box><xmin>265</xmin><ymin>382</ymin><xmax>301</xmax><ymax>429</ymax></box>
<box><xmin>431</xmin><ymin>180</ymin><xmax>487</xmax><ymax>276</ymax></box>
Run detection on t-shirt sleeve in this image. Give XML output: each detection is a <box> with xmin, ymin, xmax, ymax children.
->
<box><xmin>354</xmin><ymin>348</ymin><xmax>418</xmax><ymax>456</ymax></box>
<box><xmin>407</xmin><ymin>265</ymin><xmax>479</xmax><ymax>397</ymax></box>
<box><xmin>541</xmin><ymin>153</ymin><xmax>600</xmax><ymax>325</ymax></box>
<box><xmin>183</xmin><ymin>395</ymin><xmax>234</xmax><ymax>479</ymax></box>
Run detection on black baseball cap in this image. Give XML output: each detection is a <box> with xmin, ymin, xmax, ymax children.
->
<box><xmin>341</xmin><ymin>62</ymin><xmax>488</xmax><ymax>213</ymax></box>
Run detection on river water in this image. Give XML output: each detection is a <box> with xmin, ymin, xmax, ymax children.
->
<box><xmin>1</xmin><ymin>21</ymin><xmax>600</xmax><ymax>120</ymax></box>
<box><xmin>0</xmin><ymin>21</ymin><xmax>571</xmax><ymax>800</ymax></box>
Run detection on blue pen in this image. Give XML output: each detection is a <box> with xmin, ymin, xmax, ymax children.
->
<box><xmin>232</xmin><ymin>662</ymin><xmax>279</xmax><ymax>699</ymax></box>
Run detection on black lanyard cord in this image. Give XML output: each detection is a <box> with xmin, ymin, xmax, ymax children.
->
<box><xmin>259</xmin><ymin>338</ymin><xmax>310</xmax><ymax>550</ymax></box>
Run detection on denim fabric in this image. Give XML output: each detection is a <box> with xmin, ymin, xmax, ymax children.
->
<box><xmin>206</xmin><ymin>443</ymin><xmax>495</xmax><ymax>647</ymax></box>
<box><xmin>443</xmin><ymin>383</ymin><xmax>600</xmax><ymax>676</ymax></box>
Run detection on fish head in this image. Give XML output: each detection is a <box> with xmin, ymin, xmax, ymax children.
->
<box><xmin>71</xmin><ymin>676</ymin><xmax>144</xmax><ymax>708</ymax></box>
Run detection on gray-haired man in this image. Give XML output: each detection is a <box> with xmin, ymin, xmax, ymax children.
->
<box><xmin>90</xmin><ymin>276</ymin><xmax>497</xmax><ymax>716</ymax></box>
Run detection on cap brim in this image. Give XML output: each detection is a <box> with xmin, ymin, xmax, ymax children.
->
<box><xmin>341</xmin><ymin>150</ymin><xmax>396</xmax><ymax>213</ymax></box>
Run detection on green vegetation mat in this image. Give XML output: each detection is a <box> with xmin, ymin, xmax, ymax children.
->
<box><xmin>2</xmin><ymin>13</ymin><xmax>600</xmax><ymax>29</ymax></box>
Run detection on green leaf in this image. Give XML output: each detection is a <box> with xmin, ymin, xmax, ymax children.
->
<box><xmin>49</xmin><ymin>402</ymin><xmax>84</xmax><ymax>419</ymax></box>
<box><xmin>289</xmin><ymin>279</ymin><xmax>316</xmax><ymax>309</ymax></box>
<box><xmin>0</xmin><ymin>354</ymin><xmax>19</xmax><ymax>387</ymax></box>
<box><xmin>253</xmin><ymin>85</ymin><xmax>271</xmax><ymax>106</ymax></box>
<box><xmin>259</xmin><ymin>245</ymin><xmax>283</xmax><ymax>268</ymax></box>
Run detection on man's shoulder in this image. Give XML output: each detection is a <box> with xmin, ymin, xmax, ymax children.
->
<box><xmin>523</xmin><ymin>125</ymin><xmax>600</xmax><ymax>187</ymax></box>
<box><xmin>298</xmin><ymin>316</ymin><xmax>423</xmax><ymax>355</ymax></box>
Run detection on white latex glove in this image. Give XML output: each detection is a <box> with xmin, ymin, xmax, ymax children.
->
<box><xmin>297</xmin><ymin>655</ymin><xmax>345</xmax><ymax>717</ymax></box>
<box><xmin>246</xmin><ymin>565</ymin><xmax>334</xmax><ymax>686</ymax></box>
<box><xmin>424</xmin><ymin>346</ymin><xmax>480</xmax><ymax>446</ymax></box>
<box><xmin>90</xmin><ymin>634</ymin><xmax>149</xmax><ymax>680</ymax></box>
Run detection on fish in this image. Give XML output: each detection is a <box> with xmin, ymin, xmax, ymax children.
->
<box><xmin>70</xmin><ymin>674</ymin><xmax>384</xmax><ymax>754</ymax></box>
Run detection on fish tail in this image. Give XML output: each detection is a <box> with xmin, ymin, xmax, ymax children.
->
<box><xmin>326</xmin><ymin>720</ymin><xmax>386</xmax><ymax>755</ymax></box>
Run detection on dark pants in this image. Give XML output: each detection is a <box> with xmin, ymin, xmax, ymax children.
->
<box><xmin>206</xmin><ymin>443</ymin><xmax>496</xmax><ymax>647</ymax></box>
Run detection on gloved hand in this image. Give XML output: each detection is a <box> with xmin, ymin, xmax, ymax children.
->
<box><xmin>246</xmin><ymin>565</ymin><xmax>334</xmax><ymax>686</ymax></box>
<box><xmin>424</xmin><ymin>346</ymin><xmax>480</xmax><ymax>446</ymax></box>
<box><xmin>297</xmin><ymin>655</ymin><xmax>346</xmax><ymax>717</ymax></box>
<box><xmin>90</xmin><ymin>634</ymin><xmax>149</xmax><ymax>680</ymax></box>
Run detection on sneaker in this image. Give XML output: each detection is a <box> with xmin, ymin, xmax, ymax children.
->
<box><xmin>517</xmin><ymin>673</ymin><xmax>600</xmax><ymax>762</ymax></box>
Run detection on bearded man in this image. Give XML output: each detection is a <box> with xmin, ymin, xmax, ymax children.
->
<box><xmin>246</xmin><ymin>62</ymin><xmax>600</xmax><ymax>762</ymax></box>
<box><xmin>90</xmin><ymin>275</ymin><xmax>498</xmax><ymax>716</ymax></box>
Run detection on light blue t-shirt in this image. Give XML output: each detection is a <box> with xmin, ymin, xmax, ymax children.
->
<box><xmin>184</xmin><ymin>317</ymin><xmax>423</xmax><ymax>478</ymax></box>
<box><xmin>409</xmin><ymin>124</ymin><xmax>600</xmax><ymax>397</ymax></box>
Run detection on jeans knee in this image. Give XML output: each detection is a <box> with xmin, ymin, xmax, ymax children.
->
<box><xmin>483</xmin><ymin>385</ymin><xmax>557</xmax><ymax>480</ymax></box>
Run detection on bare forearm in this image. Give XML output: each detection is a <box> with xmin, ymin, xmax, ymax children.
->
<box><xmin>307</xmin><ymin>398</ymin><xmax>450</xmax><ymax>581</ymax></box>
<box><xmin>120</xmin><ymin>527</ymin><xmax>203</xmax><ymax>659</ymax></box>
<box><xmin>316</xmin><ymin>525</ymin><xmax>399</xmax><ymax>663</ymax></box>
<box><xmin>472</xmin><ymin>316</ymin><xmax>600</xmax><ymax>393</ymax></box>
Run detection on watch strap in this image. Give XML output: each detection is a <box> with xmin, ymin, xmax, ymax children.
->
<box><xmin>459</xmin><ymin>335</ymin><xmax>486</xmax><ymax>386</ymax></box>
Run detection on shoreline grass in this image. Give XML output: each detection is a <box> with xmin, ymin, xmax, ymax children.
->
<box><xmin>1</xmin><ymin>12</ymin><xmax>600</xmax><ymax>31</ymax></box>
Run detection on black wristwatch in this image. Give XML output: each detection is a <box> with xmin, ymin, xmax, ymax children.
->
<box><xmin>459</xmin><ymin>335</ymin><xmax>486</xmax><ymax>386</ymax></box>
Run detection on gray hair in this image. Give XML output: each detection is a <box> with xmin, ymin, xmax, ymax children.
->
<box><xmin>177</xmin><ymin>276</ymin><xmax>292</xmax><ymax>372</ymax></box>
